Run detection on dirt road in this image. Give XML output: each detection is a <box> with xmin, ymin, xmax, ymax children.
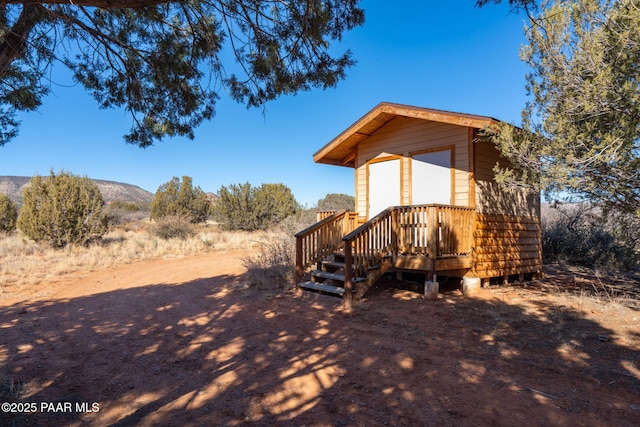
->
<box><xmin>1</xmin><ymin>250</ymin><xmax>639</xmax><ymax>426</ymax></box>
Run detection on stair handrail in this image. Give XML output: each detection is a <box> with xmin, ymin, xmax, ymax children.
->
<box><xmin>342</xmin><ymin>207</ymin><xmax>398</xmax><ymax>305</ymax></box>
<box><xmin>342</xmin><ymin>207</ymin><xmax>397</xmax><ymax>271</ymax></box>
<box><xmin>295</xmin><ymin>210</ymin><xmax>349</xmax><ymax>282</ymax></box>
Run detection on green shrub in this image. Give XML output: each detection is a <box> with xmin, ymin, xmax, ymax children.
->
<box><xmin>151</xmin><ymin>176</ymin><xmax>211</xmax><ymax>224</ymax></box>
<box><xmin>316</xmin><ymin>193</ymin><xmax>355</xmax><ymax>212</ymax></box>
<box><xmin>0</xmin><ymin>194</ymin><xmax>17</xmax><ymax>234</ymax></box>
<box><xmin>17</xmin><ymin>171</ymin><xmax>109</xmax><ymax>248</ymax></box>
<box><xmin>151</xmin><ymin>214</ymin><xmax>195</xmax><ymax>240</ymax></box>
<box><xmin>213</xmin><ymin>182</ymin><xmax>299</xmax><ymax>231</ymax></box>
<box><xmin>542</xmin><ymin>204</ymin><xmax>639</xmax><ymax>270</ymax></box>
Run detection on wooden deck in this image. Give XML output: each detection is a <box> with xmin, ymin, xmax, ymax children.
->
<box><xmin>295</xmin><ymin>204</ymin><xmax>542</xmax><ymax>302</ymax></box>
<box><xmin>295</xmin><ymin>205</ymin><xmax>475</xmax><ymax>302</ymax></box>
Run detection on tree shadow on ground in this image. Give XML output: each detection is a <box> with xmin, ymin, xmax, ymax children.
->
<box><xmin>1</xmin><ymin>272</ymin><xmax>639</xmax><ymax>426</ymax></box>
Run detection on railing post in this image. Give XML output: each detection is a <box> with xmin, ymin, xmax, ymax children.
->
<box><xmin>391</xmin><ymin>208</ymin><xmax>398</xmax><ymax>256</ymax></box>
<box><xmin>426</xmin><ymin>206</ymin><xmax>438</xmax><ymax>281</ymax></box>
<box><xmin>426</xmin><ymin>206</ymin><xmax>438</xmax><ymax>258</ymax></box>
<box><xmin>344</xmin><ymin>239</ymin><xmax>353</xmax><ymax>308</ymax></box>
<box><xmin>342</xmin><ymin>213</ymin><xmax>348</xmax><ymax>237</ymax></box>
<box><xmin>295</xmin><ymin>236</ymin><xmax>303</xmax><ymax>284</ymax></box>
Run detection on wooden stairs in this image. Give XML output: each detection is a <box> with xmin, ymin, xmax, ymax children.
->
<box><xmin>298</xmin><ymin>250</ymin><xmax>392</xmax><ymax>299</ymax></box>
<box><xmin>296</xmin><ymin>206</ymin><xmax>477</xmax><ymax>302</ymax></box>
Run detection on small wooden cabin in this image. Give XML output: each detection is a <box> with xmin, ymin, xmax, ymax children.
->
<box><xmin>295</xmin><ymin>102</ymin><xmax>541</xmax><ymax>302</ymax></box>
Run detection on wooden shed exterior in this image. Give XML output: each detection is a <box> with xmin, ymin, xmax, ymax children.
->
<box><xmin>295</xmin><ymin>102</ymin><xmax>541</xmax><ymax>302</ymax></box>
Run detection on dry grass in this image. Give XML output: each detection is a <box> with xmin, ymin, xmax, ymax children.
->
<box><xmin>0</xmin><ymin>362</ymin><xmax>22</xmax><ymax>399</ymax></box>
<box><xmin>0</xmin><ymin>220</ymin><xmax>279</xmax><ymax>291</ymax></box>
<box><xmin>242</xmin><ymin>234</ymin><xmax>296</xmax><ymax>289</ymax></box>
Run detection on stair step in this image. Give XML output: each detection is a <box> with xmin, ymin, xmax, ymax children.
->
<box><xmin>322</xmin><ymin>260</ymin><xmax>347</xmax><ymax>271</ymax></box>
<box><xmin>298</xmin><ymin>281</ymin><xmax>345</xmax><ymax>297</ymax></box>
<box><xmin>311</xmin><ymin>270</ymin><xmax>366</xmax><ymax>283</ymax></box>
<box><xmin>312</xmin><ymin>270</ymin><xmax>346</xmax><ymax>282</ymax></box>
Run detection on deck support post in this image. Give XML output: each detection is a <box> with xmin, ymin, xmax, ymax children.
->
<box><xmin>344</xmin><ymin>240</ymin><xmax>353</xmax><ymax>308</ymax></box>
<box><xmin>391</xmin><ymin>208</ymin><xmax>399</xmax><ymax>255</ymax></box>
<box><xmin>426</xmin><ymin>206</ymin><xmax>439</xmax><ymax>260</ymax></box>
<box><xmin>425</xmin><ymin>206</ymin><xmax>439</xmax><ymax>284</ymax></box>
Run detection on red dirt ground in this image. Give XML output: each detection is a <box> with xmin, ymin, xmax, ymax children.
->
<box><xmin>1</xmin><ymin>250</ymin><xmax>639</xmax><ymax>426</ymax></box>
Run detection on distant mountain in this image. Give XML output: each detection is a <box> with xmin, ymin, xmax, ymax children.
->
<box><xmin>206</xmin><ymin>192</ymin><xmax>219</xmax><ymax>205</ymax></box>
<box><xmin>0</xmin><ymin>176</ymin><xmax>154</xmax><ymax>206</ymax></box>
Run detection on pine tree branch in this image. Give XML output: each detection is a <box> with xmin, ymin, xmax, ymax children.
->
<box><xmin>4</xmin><ymin>1</ymin><xmax>171</xmax><ymax>9</ymax></box>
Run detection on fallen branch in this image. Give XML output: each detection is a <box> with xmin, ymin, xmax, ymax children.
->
<box><xmin>526</xmin><ymin>387</ymin><xmax>559</xmax><ymax>400</ymax></box>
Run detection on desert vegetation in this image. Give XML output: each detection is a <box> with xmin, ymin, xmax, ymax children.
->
<box><xmin>0</xmin><ymin>219</ymin><xmax>278</xmax><ymax>293</ymax></box>
<box><xmin>17</xmin><ymin>171</ymin><xmax>109</xmax><ymax>248</ymax></box>
<box><xmin>542</xmin><ymin>203</ymin><xmax>640</xmax><ymax>271</ymax></box>
<box><xmin>150</xmin><ymin>176</ymin><xmax>211</xmax><ymax>224</ymax></box>
<box><xmin>0</xmin><ymin>175</ymin><xmax>344</xmax><ymax>294</ymax></box>
<box><xmin>0</xmin><ymin>193</ymin><xmax>17</xmax><ymax>234</ymax></box>
<box><xmin>1</xmin><ymin>213</ymin><xmax>638</xmax><ymax>427</ymax></box>
<box><xmin>213</xmin><ymin>182</ymin><xmax>300</xmax><ymax>231</ymax></box>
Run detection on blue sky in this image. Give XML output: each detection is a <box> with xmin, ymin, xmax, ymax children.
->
<box><xmin>0</xmin><ymin>0</ymin><xmax>529</xmax><ymax>207</ymax></box>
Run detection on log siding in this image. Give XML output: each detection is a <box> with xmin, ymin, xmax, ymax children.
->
<box><xmin>472</xmin><ymin>213</ymin><xmax>542</xmax><ymax>278</ymax></box>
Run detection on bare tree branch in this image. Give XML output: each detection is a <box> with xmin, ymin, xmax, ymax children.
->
<box><xmin>0</xmin><ymin>4</ymin><xmax>44</xmax><ymax>79</ymax></box>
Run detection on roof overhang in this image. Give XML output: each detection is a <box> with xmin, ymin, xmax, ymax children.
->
<box><xmin>313</xmin><ymin>102</ymin><xmax>501</xmax><ymax>168</ymax></box>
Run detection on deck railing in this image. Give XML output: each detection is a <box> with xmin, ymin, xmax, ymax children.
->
<box><xmin>396</xmin><ymin>205</ymin><xmax>475</xmax><ymax>257</ymax></box>
<box><xmin>295</xmin><ymin>210</ymin><xmax>358</xmax><ymax>282</ymax></box>
<box><xmin>295</xmin><ymin>204</ymin><xmax>475</xmax><ymax>302</ymax></box>
<box><xmin>316</xmin><ymin>210</ymin><xmax>340</xmax><ymax>222</ymax></box>
<box><xmin>341</xmin><ymin>205</ymin><xmax>475</xmax><ymax>303</ymax></box>
<box><xmin>342</xmin><ymin>207</ymin><xmax>397</xmax><ymax>278</ymax></box>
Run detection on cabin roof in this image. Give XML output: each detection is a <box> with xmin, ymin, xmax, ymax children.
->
<box><xmin>313</xmin><ymin>102</ymin><xmax>501</xmax><ymax>168</ymax></box>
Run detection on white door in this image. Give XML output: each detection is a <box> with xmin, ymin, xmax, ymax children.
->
<box><xmin>411</xmin><ymin>149</ymin><xmax>451</xmax><ymax>205</ymax></box>
<box><xmin>368</xmin><ymin>158</ymin><xmax>400</xmax><ymax>217</ymax></box>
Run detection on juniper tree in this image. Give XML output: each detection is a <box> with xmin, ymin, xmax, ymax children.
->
<box><xmin>0</xmin><ymin>193</ymin><xmax>17</xmax><ymax>233</ymax></box>
<box><xmin>150</xmin><ymin>176</ymin><xmax>210</xmax><ymax>223</ymax></box>
<box><xmin>213</xmin><ymin>182</ymin><xmax>298</xmax><ymax>230</ymax></box>
<box><xmin>317</xmin><ymin>193</ymin><xmax>355</xmax><ymax>211</ymax></box>
<box><xmin>481</xmin><ymin>0</ymin><xmax>640</xmax><ymax>216</ymax></box>
<box><xmin>0</xmin><ymin>1</ymin><xmax>365</xmax><ymax>146</ymax></box>
<box><xmin>17</xmin><ymin>171</ymin><xmax>108</xmax><ymax>247</ymax></box>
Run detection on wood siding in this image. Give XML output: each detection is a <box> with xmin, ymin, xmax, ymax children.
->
<box><xmin>471</xmin><ymin>134</ymin><xmax>542</xmax><ymax>278</ymax></box>
<box><xmin>474</xmin><ymin>139</ymin><xmax>540</xmax><ymax>217</ymax></box>
<box><xmin>472</xmin><ymin>213</ymin><xmax>542</xmax><ymax>278</ymax></box>
<box><xmin>355</xmin><ymin>117</ymin><xmax>470</xmax><ymax>219</ymax></box>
